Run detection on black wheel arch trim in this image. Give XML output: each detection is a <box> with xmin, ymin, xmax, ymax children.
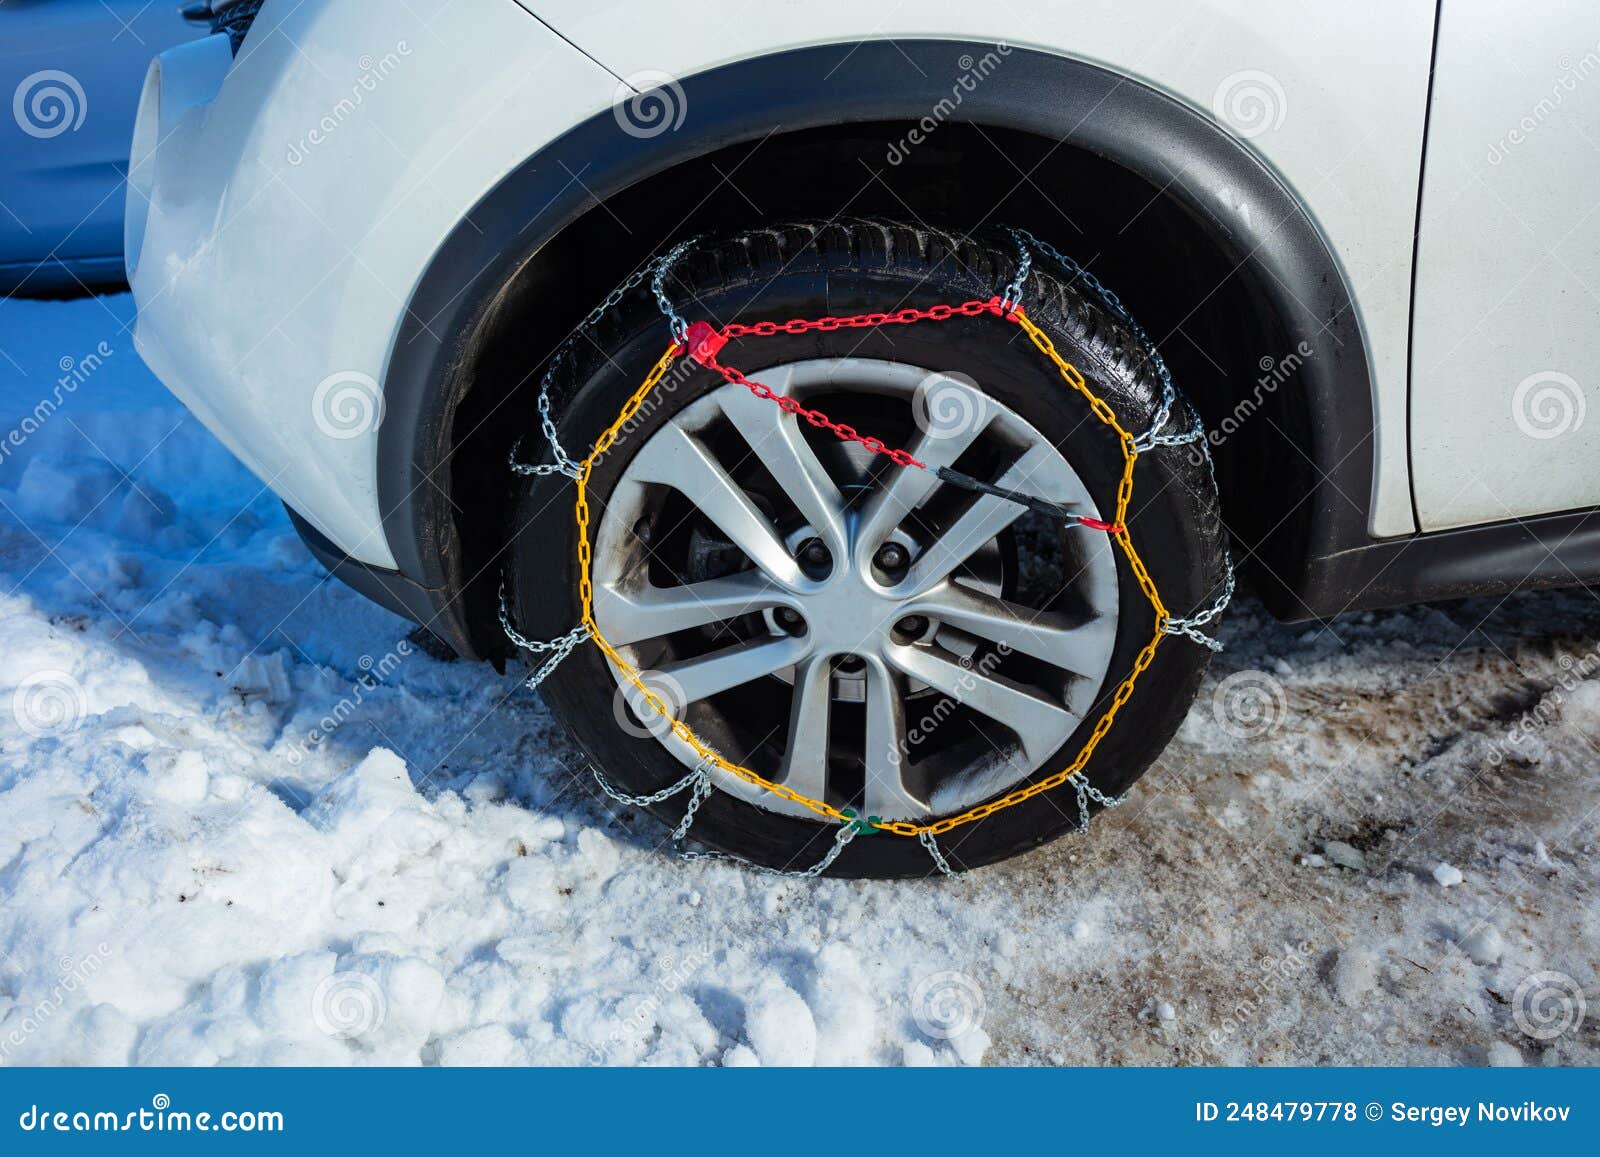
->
<box><xmin>372</xmin><ymin>37</ymin><xmax>1564</xmax><ymax>652</ymax></box>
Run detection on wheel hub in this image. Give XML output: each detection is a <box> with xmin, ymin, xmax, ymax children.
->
<box><xmin>589</xmin><ymin>357</ymin><xmax>1120</xmax><ymax>822</ymax></box>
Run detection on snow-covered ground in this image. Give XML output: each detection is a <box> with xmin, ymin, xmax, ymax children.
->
<box><xmin>0</xmin><ymin>292</ymin><xmax>1595</xmax><ymax>1067</ymax></box>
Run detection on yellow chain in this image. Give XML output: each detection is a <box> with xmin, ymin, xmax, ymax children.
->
<box><xmin>573</xmin><ymin>307</ymin><xmax>1170</xmax><ymax>837</ymax></box>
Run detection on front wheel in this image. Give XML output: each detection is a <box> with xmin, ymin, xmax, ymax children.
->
<box><xmin>508</xmin><ymin>221</ymin><xmax>1227</xmax><ymax>877</ymax></box>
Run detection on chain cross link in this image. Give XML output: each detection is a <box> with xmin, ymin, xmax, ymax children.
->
<box><xmin>1005</xmin><ymin>227</ymin><xmax>1235</xmax><ymax>652</ymax></box>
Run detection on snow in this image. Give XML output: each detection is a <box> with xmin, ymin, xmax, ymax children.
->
<box><xmin>1</xmin><ymin>293</ymin><xmax>1598</xmax><ymax>1066</ymax></box>
<box><xmin>1433</xmin><ymin>862</ymin><xmax>1465</xmax><ymax>888</ymax></box>
<box><xmin>1322</xmin><ymin>840</ymin><xmax>1367</xmax><ymax>872</ymax></box>
<box><xmin>1460</xmin><ymin>925</ymin><xmax>1504</xmax><ymax>966</ymax></box>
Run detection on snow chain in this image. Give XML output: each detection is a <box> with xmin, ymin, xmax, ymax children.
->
<box><xmin>503</xmin><ymin>229</ymin><xmax>1236</xmax><ymax>877</ymax></box>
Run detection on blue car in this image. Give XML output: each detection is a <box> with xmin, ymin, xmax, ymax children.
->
<box><xmin>0</xmin><ymin>0</ymin><xmax>203</xmax><ymax>295</ymax></box>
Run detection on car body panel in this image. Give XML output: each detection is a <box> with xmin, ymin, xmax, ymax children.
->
<box><xmin>127</xmin><ymin>0</ymin><xmax>621</xmax><ymax>569</ymax></box>
<box><xmin>1410</xmin><ymin>0</ymin><xmax>1600</xmax><ymax>530</ymax></box>
<box><xmin>125</xmin><ymin>0</ymin><xmax>1600</xmax><ymax>621</ymax></box>
<box><xmin>520</xmin><ymin>0</ymin><xmax>1435</xmax><ymax>538</ymax></box>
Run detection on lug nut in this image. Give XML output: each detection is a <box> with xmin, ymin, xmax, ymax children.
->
<box><xmin>896</xmin><ymin>615</ymin><xmax>928</xmax><ymax>638</ymax></box>
<box><xmin>834</xmin><ymin>654</ymin><xmax>865</xmax><ymax>674</ymax></box>
<box><xmin>775</xmin><ymin>607</ymin><xmax>806</xmax><ymax>634</ymax></box>
<box><xmin>874</xmin><ymin>542</ymin><xmax>910</xmax><ymax>572</ymax></box>
<box><xmin>797</xmin><ymin>537</ymin><xmax>832</xmax><ymax>578</ymax></box>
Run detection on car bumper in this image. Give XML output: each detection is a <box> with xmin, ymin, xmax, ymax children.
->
<box><xmin>125</xmin><ymin>0</ymin><xmax>617</xmax><ymax>573</ymax></box>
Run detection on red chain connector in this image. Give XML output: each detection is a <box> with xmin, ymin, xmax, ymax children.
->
<box><xmin>670</xmin><ymin>297</ymin><xmax>1123</xmax><ymax>531</ymax></box>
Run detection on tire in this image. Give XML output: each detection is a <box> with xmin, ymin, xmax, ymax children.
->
<box><xmin>507</xmin><ymin>220</ymin><xmax>1226</xmax><ymax>877</ymax></box>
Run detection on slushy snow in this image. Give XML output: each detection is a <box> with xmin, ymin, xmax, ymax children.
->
<box><xmin>0</xmin><ymin>294</ymin><xmax>1596</xmax><ymax>1066</ymax></box>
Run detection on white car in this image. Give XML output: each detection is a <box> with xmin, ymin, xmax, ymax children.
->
<box><xmin>126</xmin><ymin>0</ymin><xmax>1600</xmax><ymax>876</ymax></box>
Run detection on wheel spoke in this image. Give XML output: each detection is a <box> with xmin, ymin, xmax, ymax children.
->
<box><xmin>905</xmin><ymin>581</ymin><xmax>1115</xmax><ymax>673</ymax></box>
<box><xmin>894</xmin><ymin>442</ymin><xmax>1067</xmax><ymax>598</ymax></box>
<box><xmin>779</xmin><ymin>655</ymin><xmax>832</xmax><ymax>801</ymax></box>
<box><xmin>717</xmin><ymin>376</ymin><xmax>849</xmax><ymax>558</ymax></box>
<box><xmin>595</xmin><ymin>356</ymin><xmax>1123</xmax><ymax>824</ymax></box>
<box><xmin>882</xmin><ymin>641</ymin><xmax>1078</xmax><ymax>765</ymax></box>
<box><xmin>627</xmin><ymin>423</ymin><xmax>803</xmax><ymax>589</ymax></box>
<box><xmin>594</xmin><ymin>571</ymin><xmax>791</xmax><ymax>648</ymax></box>
<box><xmin>853</xmin><ymin>375</ymin><xmax>992</xmax><ymax>564</ymax></box>
<box><xmin>657</xmin><ymin>633</ymin><xmax>812</xmax><ymax>706</ymax></box>
<box><xmin>863</xmin><ymin>657</ymin><xmax>928</xmax><ymax>820</ymax></box>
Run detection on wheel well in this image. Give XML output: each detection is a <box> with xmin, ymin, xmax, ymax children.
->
<box><xmin>445</xmin><ymin>120</ymin><xmax>1303</xmax><ymax>654</ymax></box>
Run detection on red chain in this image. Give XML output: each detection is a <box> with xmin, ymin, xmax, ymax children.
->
<box><xmin>720</xmin><ymin>298</ymin><xmax>1006</xmax><ymax>339</ymax></box>
<box><xmin>672</xmin><ymin>299</ymin><xmax>1124</xmax><ymax>533</ymax></box>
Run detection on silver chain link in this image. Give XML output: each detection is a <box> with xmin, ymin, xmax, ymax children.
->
<box><xmin>509</xmin><ymin>238</ymin><xmax>699</xmax><ymax>477</ymax></box>
<box><xmin>500</xmin><ymin>239</ymin><xmax>702</xmax><ymax>683</ymax></box>
<box><xmin>1007</xmin><ymin>227</ymin><xmax>1203</xmax><ymax>452</ymax></box>
<box><xmin>1005</xmin><ymin>226</ymin><xmax>1235</xmax><ymax>652</ymax></box>
<box><xmin>678</xmin><ymin>823</ymin><xmax>860</xmax><ymax>878</ymax></box>
<box><xmin>1074</xmin><ymin>774</ymin><xmax>1130</xmax><ymax>833</ymax></box>
<box><xmin>591</xmin><ymin>757</ymin><xmax>712</xmax><ymax>808</ymax></box>
<box><xmin>498</xmin><ymin>580</ymin><xmax>590</xmax><ymax>689</ymax></box>
<box><xmin>918</xmin><ymin>831</ymin><xmax>960</xmax><ymax>878</ymax></box>
<box><xmin>592</xmin><ymin>754</ymin><xmax>865</xmax><ymax>877</ymax></box>
<box><xmin>650</xmin><ymin>237</ymin><xmax>696</xmax><ymax>342</ymax></box>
